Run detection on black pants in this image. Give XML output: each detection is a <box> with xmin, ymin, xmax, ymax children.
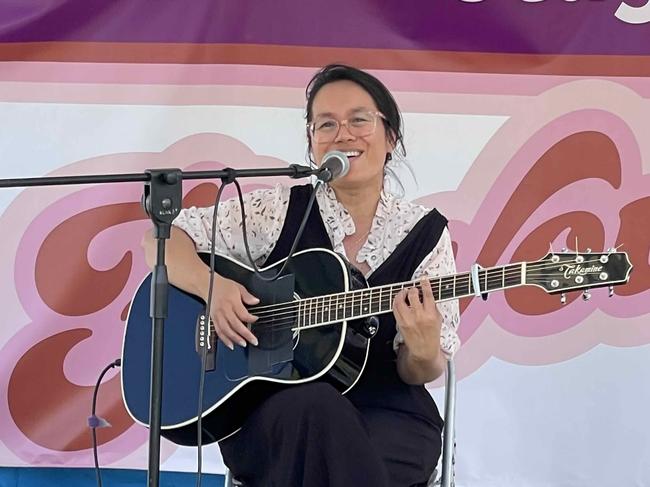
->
<box><xmin>219</xmin><ymin>382</ymin><xmax>442</xmax><ymax>487</ymax></box>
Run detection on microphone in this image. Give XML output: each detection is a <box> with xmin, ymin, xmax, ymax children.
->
<box><xmin>316</xmin><ymin>151</ymin><xmax>350</xmax><ymax>182</ymax></box>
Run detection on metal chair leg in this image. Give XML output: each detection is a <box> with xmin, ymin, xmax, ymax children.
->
<box><xmin>224</xmin><ymin>467</ymin><xmax>234</xmax><ymax>487</ymax></box>
<box><xmin>439</xmin><ymin>359</ymin><xmax>457</xmax><ymax>487</ymax></box>
<box><xmin>224</xmin><ymin>467</ymin><xmax>243</xmax><ymax>486</ymax></box>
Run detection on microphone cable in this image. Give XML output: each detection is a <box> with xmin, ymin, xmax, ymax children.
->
<box><xmin>196</xmin><ymin>173</ymin><xmax>232</xmax><ymax>487</ymax></box>
<box><xmin>233</xmin><ymin>178</ymin><xmax>323</xmax><ymax>282</ymax></box>
<box><xmin>88</xmin><ymin>357</ymin><xmax>122</xmax><ymax>487</ymax></box>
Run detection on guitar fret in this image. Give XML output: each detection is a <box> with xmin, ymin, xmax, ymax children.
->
<box><xmin>456</xmin><ymin>273</ymin><xmax>470</xmax><ymax>297</ymax></box>
<box><xmin>320</xmin><ymin>296</ymin><xmax>326</xmax><ymax>324</ymax></box>
<box><xmin>485</xmin><ymin>268</ymin><xmax>495</xmax><ymax>292</ymax></box>
<box><xmin>481</xmin><ymin>269</ymin><xmax>490</xmax><ymax>291</ymax></box>
<box><xmin>346</xmin><ymin>292</ymin><xmax>352</xmax><ymax>320</ymax></box>
<box><xmin>345</xmin><ymin>292</ymin><xmax>352</xmax><ymax>321</ymax></box>
<box><xmin>327</xmin><ymin>295</ymin><xmax>333</xmax><ymax>323</ymax></box>
<box><xmin>355</xmin><ymin>290</ymin><xmax>362</xmax><ymax>318</ymax></box>
<box><xmin>297</xmin><ymin>299</ymin><xmax>302</xmax><ymax>328</ymax></box>
<box><xmin>370</xmin><ymin>288</ymin><xmax>378</xmax><ymax>314</ymax></box>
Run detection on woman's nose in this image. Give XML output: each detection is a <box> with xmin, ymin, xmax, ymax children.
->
<box><xmin>334</xmin><ymin>121</ymin><xmax>355</xmax><ymax>142</ymax></box>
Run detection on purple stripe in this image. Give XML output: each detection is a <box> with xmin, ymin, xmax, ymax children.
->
<box><xmin>0</xmin><ymin>0</ymin><xmax>648</xmax><ymax>55</ymax></box>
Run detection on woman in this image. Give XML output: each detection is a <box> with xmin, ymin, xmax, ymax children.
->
<box><xmin>142</xmin><ymin>64</ymin><xmax>460</xmax><ymax>487</ymax></box>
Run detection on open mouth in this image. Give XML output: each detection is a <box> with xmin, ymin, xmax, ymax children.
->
<box><xmin>342</xmin><ymin>150</ymin><xmax>363</xmax><ymax>162</ymax></box>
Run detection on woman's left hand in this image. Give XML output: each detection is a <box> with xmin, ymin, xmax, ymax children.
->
<box><xmin>393</xmin><ymin>277</ymin><xmax>442</xmax><ymax>363</ymax></box>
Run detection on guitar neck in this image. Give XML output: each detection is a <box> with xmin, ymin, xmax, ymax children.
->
<box><xmin>296</xmin><ymin>262</ymin><xmax>526</xmax><ymax>329</ymax></box>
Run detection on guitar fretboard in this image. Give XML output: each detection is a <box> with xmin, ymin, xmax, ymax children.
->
<box><xmin>294</xmin><ymin>262</ymin><xmax>525</xmax><ymax>330</ymax></box>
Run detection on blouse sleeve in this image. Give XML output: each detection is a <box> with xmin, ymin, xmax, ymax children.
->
<box><xmin>172</xmin><ymin>184</ymin><xmax>291</xmax><ymax>264</ymax></box>
<box><xmin>392</xmin><ymin>226</ymin><xmax>461</xmax><ymax>358</ymax></box>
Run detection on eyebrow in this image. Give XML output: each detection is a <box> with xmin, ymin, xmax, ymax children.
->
<box><xmin>313</xmin><ymin>106</ymin><xmax>374</xmax><ymax>118</ymax></box>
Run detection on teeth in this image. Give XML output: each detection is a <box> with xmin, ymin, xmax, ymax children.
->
<box><xmin>344</xmin><ymin>151</ymin><xmax>361</xmax><ymax>157</ymax></box>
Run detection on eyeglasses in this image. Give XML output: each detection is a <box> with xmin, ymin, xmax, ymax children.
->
<box><xmin>307</xmin><ymin>110</ymin><xmax>386</xmax><ymax>144</ymax></box>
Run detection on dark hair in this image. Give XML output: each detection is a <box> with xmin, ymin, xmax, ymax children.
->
<box><xmin>305</xmin><ymin>64</ymin><xmax>406</xmax><ymax>163</ymax></box>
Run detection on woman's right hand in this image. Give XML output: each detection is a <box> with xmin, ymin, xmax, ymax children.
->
<box><xmin>209</xmin><ymin>274</ymin><xmax>260</xmax><ymax>350</ymax></box>
<box><xmin>141</xmin><ymin>227</ymin><xmax>259</xmax><ymax>350</ymax></box>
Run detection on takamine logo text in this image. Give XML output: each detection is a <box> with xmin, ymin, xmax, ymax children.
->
<box><xmin>559</xmin><ymin>263</ymin><xmax>604</xmax><ymax>279</ymax></box>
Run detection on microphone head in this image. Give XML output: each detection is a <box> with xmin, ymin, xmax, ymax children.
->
<box><xmin>318</xmin><ymin>150</ymin><xmax>350</xmax><ymax>182</ymax></box>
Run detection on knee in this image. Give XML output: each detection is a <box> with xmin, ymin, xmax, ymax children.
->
<box><xmin>273</xmin><ymin>382</ymin><xmax>355</xmax><ymax>423</ymax></box>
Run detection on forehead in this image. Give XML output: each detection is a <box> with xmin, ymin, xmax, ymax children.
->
<box><xmin>311</xmin><ymin>80</ymin><xmax>378</xmax><ymax>117</ymax></box>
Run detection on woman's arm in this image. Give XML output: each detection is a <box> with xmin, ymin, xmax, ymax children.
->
<box><xmin>141</xmin><ymin>226</ymin><xmax>260</xmax><ymax>350</ymax></box>
<box><xmin>141</xmin><ymin>226</ymin><xmax>212</xmax><ymax>301</ymax></box>
<box><xmin>393</xmin><ymin>227</ymin><xmax>460</xmax><ymax>384</ymax></box>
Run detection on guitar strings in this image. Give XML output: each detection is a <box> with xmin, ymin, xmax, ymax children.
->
<box><xmin>246</xmin><ymin>257</ymin><xmax>611</xmax><ymax>319</ymax></box>
<box><xmin>203</xmin><ymin>257</ymin><xmax>617</xmax><ymax>336</ymax></box>
<box><xmin>216</xmin><ymin>258</ymin><xmax>615</xmax><ymax>334</ymax></box>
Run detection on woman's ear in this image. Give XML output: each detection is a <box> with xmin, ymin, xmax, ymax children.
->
<box><xmin>385</xmin><ymin>136</ymin><xmax>396</xmax><ymax>159</ymax></box>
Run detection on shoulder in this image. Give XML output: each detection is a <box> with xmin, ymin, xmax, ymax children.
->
<box><xmin>242</xmin><ymin>183</ymin><xmax>291</xmax><ymax>203</ymax></box>
<box><xmin>383</xmin><ymin>193</ymin><xmax>445</xmax><ymax>227</ymax></box>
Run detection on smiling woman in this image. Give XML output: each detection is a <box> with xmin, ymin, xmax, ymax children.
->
<box><xmin>141</xmin><ymin>64</ymin><xmax>461</xmax><ymax>487</ymax></box>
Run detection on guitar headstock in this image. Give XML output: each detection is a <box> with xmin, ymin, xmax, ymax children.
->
<box><xmin>526</xmin><ymin>249</ymin><xmax>633</xmax><ymax>300</ymax></box>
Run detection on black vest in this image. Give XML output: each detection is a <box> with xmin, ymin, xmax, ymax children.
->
<box><xmin>266</xmin><ymin>185</ymin><xmax>448</xmax><ymax>426</ymax></box>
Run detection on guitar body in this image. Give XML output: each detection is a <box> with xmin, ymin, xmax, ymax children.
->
<box><xmin>121</xmin><ymin>248</ymin><xmax>373</xmax><ymax>445</ymax></box>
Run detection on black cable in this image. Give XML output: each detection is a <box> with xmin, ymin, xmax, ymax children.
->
<box><xmin>196</xmin><ymin>177</ymin><xmax>231</xmax><ymax>487</ymax></box>
<box><xmin>89</xmin><ymin>358</ymin><xmax>122</xmax><ymax>487</ymax></box>
<box><xmin>234</xmin><ymin>178</ymin><xmax>323</xmax><ymax>282</ymax></box>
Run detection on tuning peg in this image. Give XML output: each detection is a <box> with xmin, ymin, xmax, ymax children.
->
<box><xmin>609</xmin><ymin>286</ymin><xmax>614</xmax><ymax>297</ymax></box>
<box><xmin>560</xmin><ymin>293</ymin><xmax>567</xmax><ymax>305</ymax></box>
<box><xmin>582</xmin><ymin>290</ymin><xmax>591</xmax><ymax>301</ymax></box>
<box><xmin>561</xmin><ymin>248</ymin><xmax>567</xmax><ymax>252</ymax></box>
<box><xmin>585</xmin><ymin>248</ymin><xmax>591</xmax><ymax>253</ymax></box>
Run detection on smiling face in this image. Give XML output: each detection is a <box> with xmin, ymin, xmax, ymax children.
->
<box><xmin>309</xmin><ymin>80</ymin><xmax>394</xmax><ymax>191</ymax></box>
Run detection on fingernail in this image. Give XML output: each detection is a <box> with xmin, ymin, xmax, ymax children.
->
<box><xmin>228</xmin><ymin>343</ymin><xmax>234</xmax><ymax>351</ymax></box>
<box><xmin>252</xmin><ymin>338</ymin><xmax>259</xmax><ymax>347</ymax></box>
<box><xmin>239</xmin><ymin>340</ymin><xmax>247</xmax><ymax>348</ymax></box>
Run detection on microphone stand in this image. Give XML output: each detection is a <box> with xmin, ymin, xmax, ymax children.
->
<box><xmin>0</xmin><ymin>163</ymin><xmax>315</xmax><ymax>487</ymax></box>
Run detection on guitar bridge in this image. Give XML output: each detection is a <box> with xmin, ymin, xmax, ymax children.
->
<box><xmin>195</xmin><ymin>313</ymin><xmax>216</xmax><ymax>371</ymax></box>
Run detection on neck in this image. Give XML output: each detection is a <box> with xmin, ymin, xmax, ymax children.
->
<box><xmin>330</xmin><ymin>178</ymin><xmax>382</xmax><ymax>226</ymax></box>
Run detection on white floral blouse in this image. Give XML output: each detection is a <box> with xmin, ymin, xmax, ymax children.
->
<box><xmin>173</xmin><ymin>183</ymin><xmax>461</xmax><ymax>358</ymax></box>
